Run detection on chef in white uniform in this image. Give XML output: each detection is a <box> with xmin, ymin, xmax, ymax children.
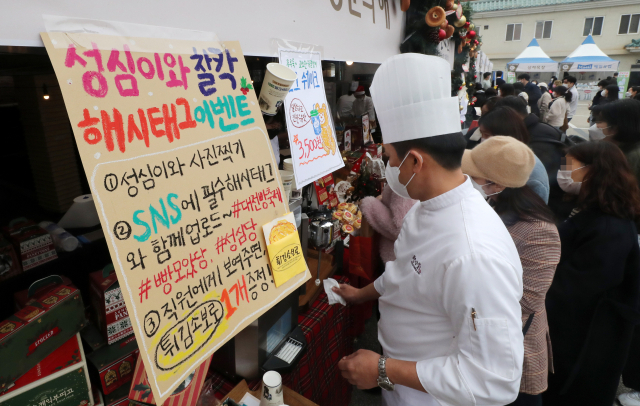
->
<box><xmin>334</xmin><ymin>54</ymin><xmax>524</xmax><ymax>406</ymax></box>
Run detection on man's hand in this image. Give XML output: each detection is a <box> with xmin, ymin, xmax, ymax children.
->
<box><xmin>332</xmin><ymin>284</ymin><xmax>362</xmax><ymax>304</ymax></box>
<box><xmin>338</xmin><ymin>349</ymin><xmax>380</xmax><ymax>390</ymax></box>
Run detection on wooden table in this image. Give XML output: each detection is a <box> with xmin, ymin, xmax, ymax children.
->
<box><xmin>225</xmin><ymin>380</ymin><xmax>319</xmax><ymax>406</ymax></box>
<box><xmin>298</xmin><ymin>249</ymin><xmax>337</xmax><ymax>313</ymax></box>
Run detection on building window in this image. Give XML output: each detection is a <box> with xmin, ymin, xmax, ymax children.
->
<box><xmin>535</xmin><ymin>21</ymin><xmax>553</xmax><ymax>39</ymax></box>
<box><xmin>506</xmin><ymin>23</ymin><xmax>522</xmax><ymax>41</ymax></box>
<box><xmin>619</xmin><ymin>14</ymin><xmax>640</xmax><ymax>35</ymax></box>
<box><xmin>584</xmin><ymin>17</ymin><xmax>604</xmax><ymax>36</ymax></box>
<box><xmin>484</xmin><ymin>25</ymin><xmax>489</xmax><ymax>30</ymax></box>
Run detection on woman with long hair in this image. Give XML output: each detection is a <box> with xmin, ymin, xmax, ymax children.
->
<box><xmin>462</xmin><ymin>136</ymin><xmax>560</xmax><ymax>406</ymax></box>
<box><xmin>544</xmin><ymin>141</ymin><xmax>640</xmax><ymax>406</ymax></box>
<box><xmin>592</xmin><ymin>99</ymin><xmax>640</xmax><ymax>183</ymax></box>
<box><xmin>478</xmin><ymin>106</ymin><xmax>549</xmax><ymax>203</ymax></box>
<box><xmin>544</xmin><ymin>85</ymin><xmax>572</xmax><ymax>128</ymax></box>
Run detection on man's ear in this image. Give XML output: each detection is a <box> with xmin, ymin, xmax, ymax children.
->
<box><xmin>409</xmin><ymin>150</ymin><xmax>424</xmax><ymax>173</ymax></box>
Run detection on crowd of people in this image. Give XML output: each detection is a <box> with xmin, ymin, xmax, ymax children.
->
<box><xmin>464</xmin><ymin>78</ymin><xmax>640</xmax><ymax>406</ymax></box>
<box><xmin>332</xmin><ymin>53</ymin><xmax>640</xmax><ymax>406</ymax></box>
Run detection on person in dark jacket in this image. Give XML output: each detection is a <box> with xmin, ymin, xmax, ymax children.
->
<box><xmin>544</xmin><ymin>141</ymin><xmax>640</xmax><ymax>406</ymax></box>
<box><xmin>588</xmin><ymin>80</ymin><xmax>610</xmax><ymax>125</ymax></box>
<box><xmin>518</xmin><ymin>73</ymin><xmax>542</xmax><ymax>117</ymax></box>
<box><xmin>499</xmin><ymin>83</ymin><xmax>515</xmax><ymax>97</ymax></box>
<box><xmin>496</xmin><ymin>96</ymin><xmax>572</xmax><ymax>220</ymax></box>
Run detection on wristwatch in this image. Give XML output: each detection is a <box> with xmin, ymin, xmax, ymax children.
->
<box><xmin>377</xmin><ymin>355</ymin><xmax>395</xmax><ymax>391</ymax></box>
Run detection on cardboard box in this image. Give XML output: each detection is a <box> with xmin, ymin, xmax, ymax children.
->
<box><xmin>128</xmin><ymin>355</ymin><xmax>212</xmax><ymax>406</ymax></box>
<box><xmin>14</xmin><ymin>275</ymin><xmax>76</xmax><ymax>310</ymax></box>
<box><xmin>0</xmin><ymin>236</ymin><xmax>21</xmax><ymax>282</ymax></box>
<box><xmin>0</xmin><ymin>277</ymin><xmax>87</xmax><ymax>391</ymax></box>
<box><xmin>0</xmin><ymin>333</ymin><xmax>94</xmax><ymax>406</ymax></box>
<box><xmin>103</xmin><ymin>384</ymin><xmax>133</xmax><ymax>406</ymax></box>
<box><xmin>87</xmin><ymin>334</ymin><xmax>139</xmax><ymax>395</ymax></box>
<box><xmin>89</xmin><ymin>266</ymin><xmax>133</xmax><ymax>345</ymax></box>
<box><xmin>3</xmin><ymin>219</ymin><xmax>57</xmax><ymax>271</ymax></box>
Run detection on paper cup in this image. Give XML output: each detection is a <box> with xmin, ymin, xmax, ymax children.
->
<box><xmin>259</xmin><ymin>371</ymin><xmax>284</xmax><ymax>406</ymax></box>
<box><xmin>279</xmin><ymin>170</ymin><xmax>294</xmax><ymax>198</ymax></box>
<box><xmin>259</xmin><ymin>63</ymin><xmax>297</xmax><ymax>116</ymax></box>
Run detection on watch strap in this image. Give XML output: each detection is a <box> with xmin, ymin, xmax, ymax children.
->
<box><xmin>378</xmin><ymin>355</ymin><xmax>389</xmax><ymax>379</ymax></box>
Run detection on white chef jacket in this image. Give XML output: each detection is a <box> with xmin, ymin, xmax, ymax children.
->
<box><xmin>374</xmin><ymin>177</ymin><xmax>524</xmax><ymax>406</ymax></box>
<box><xmin>337</xmin><ymin>94</ymin><xmax>355</xmax><ymax>118</ymax></box>
<box><xmin>353</xmin><ymin>95</ymin><xmax>376</xmax><ymax>121</ymax></box>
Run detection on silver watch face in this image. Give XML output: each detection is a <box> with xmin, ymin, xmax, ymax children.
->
<box><xmin>377</xmin><ymin>377</ymin><xmax>395</xmax><ymax>391</ymax></box>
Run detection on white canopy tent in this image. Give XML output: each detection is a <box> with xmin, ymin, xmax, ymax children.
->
<box><xmin>506</xmin><ymin>38</ymin><xmax>558</xmax><ymax>72</ymax></box>
<box><xmin>560</xmin><ymin>35</ymin><xmax>619</xmax><ymax>72</ymax></box>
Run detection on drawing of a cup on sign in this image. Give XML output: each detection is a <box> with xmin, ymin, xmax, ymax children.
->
<box><xmin>315</xmin><ymin>103</ymin><xmax>336</xmax><ymax>155</ymax></box>
<box><xmin>310</xmin><ymin>109</ymin><xmax>322</xmax><ymax>136</ymax></box>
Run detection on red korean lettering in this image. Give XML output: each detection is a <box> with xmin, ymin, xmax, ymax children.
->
<box><xmin>123</xmin><ymin>44</ymin><xmax>136</xmax><ymax>73</ymax></box>
<box><xmin>83</xmin><ymin>71</ymin><xmax>108</xmax><ymax>98</ymax></box>
<box><xmin>162</xmin><ymin>103</ymin><xmax>179</xmax><ymax>142</ymax></box>
<box><xmin>101</xmin><ymin>108</ymin><xmax>125</xmax><ymax>153</ymax></box>
<box><xmin>127</xmin><ymin>109</ymin><xmax>149</xmax><ymax>147</ymax></box>
<box><xmin>77</xmin><ymin>108</ymin><xmax>101</xmax><ymax>145</ymax></box>
<box><xmin>147</xmin><ymin>107</ymin><xmax>165</xmax><ymax>139</ymax></box>
<box><xmin>64</xmin><ymin>44</ymin><xmax>87</xmax><ymax>68</ymax></box>
<box><xmin>83</xmin><ymin>42</ymin><xmax>105</xmax><ymax>72</ymax></box>
<box><xmin>176</xmin><ymin>98</ymin><xmax>197</xmax><ymax>130</ymax></box>
<box><xmin>107</xmin><ymin>49</ymin><xmax>128</xmax><ymax>72</ymax></box>
<box><xmin>114</xmin><ymin>74</ymin><xmax>139</xmax><ymax>97</ymax></box>
<box><xmin>137</xmin><ymin>57</ymin><xmax>155</xmax><ymax>79</ymax></box>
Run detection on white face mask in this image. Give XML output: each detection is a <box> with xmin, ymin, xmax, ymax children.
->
<box><xmin>589</xmin><ymin>124</ymin><xmax>606</xmax><ymax>141</ymax></box>
<box><xmin>470</xmin><ymin>178</ymin><xmax>501</xmax><ymax>200</ymax></box>
<box><xmin>471</xmin><ymin>178</ymin><xmax>488</xmax><ymax>199</ymax></box>
<box><xmin>602</xmin><ymin>90</ymin><xmax>608</xmax><ymax>97</ymax></box>
<box><xmin>557</xmin><ymin>166</ymin><xmax>587</xmax><ymax>195</ymax></box>
<box><xmin>626</xmin><ymin>91</ymin><xmax>632</xmax><ymax>97</ymax></box>
<box><xmin>385</xmin><ymin>152</ymin><xmax>420</xmax><ymax>200</ymax></box>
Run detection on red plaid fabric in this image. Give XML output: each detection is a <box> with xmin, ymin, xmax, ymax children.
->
<box><xmin>209</xmin><ymin>276</ymin><xmax>353</xmax><ymax>405</ymax></box>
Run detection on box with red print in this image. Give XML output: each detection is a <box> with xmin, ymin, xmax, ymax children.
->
<box><xmin>0</xmin><ymin>275</ymin><xmax>87</xmax><ymax>391</ymax></box>
<box><xmin>89</xmin><ymin>265</ymin><xmax>133</xmax><ymax>345</ymax></box>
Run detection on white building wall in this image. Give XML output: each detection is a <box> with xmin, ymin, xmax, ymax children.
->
<box><xmin>473</xmin><ymin>0</ymin><xmax>640</xmax><ymax>74</ymax></box>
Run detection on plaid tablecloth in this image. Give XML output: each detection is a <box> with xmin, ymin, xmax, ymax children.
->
<box><xmin>209</xmin><ymin>275</ymin><xmax>353</xmax><ymax>406</ymax></box>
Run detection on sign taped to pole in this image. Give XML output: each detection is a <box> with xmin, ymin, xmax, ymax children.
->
<box><xmin>41</xmin><ymin>32</ymin><xmax>310</xmax><ymax>404</ymax></box>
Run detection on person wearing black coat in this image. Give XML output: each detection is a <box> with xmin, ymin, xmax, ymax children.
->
<box><xmin>543</xmin><ymin>142</ymin><xmax>640</xmax><ymax>406</ymax></box>
<box><xmin>495</xmin><ymin>96</ymin><xmax>574</xmax><ymax>220</ymax></box>
<box><xmin>518</xmin><ymin>73</ymin><xmax>542</xmax><ymax>117</ymax></box>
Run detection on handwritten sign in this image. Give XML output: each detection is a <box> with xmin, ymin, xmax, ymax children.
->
<box><xmin>41</xmin><ymin>32</ymin><xmax>310</xmax><ymax>404</ymax></box>
<box><xmin>279</xmin><ymin>49</ymin><xmax>344</xmax><ymax>188</ymax></box>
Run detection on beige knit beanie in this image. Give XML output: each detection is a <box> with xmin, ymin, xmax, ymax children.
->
<box><xmin>461</xmin><ymin>136</ymin><xmax>535</xmax><ymax>188</ymax></box>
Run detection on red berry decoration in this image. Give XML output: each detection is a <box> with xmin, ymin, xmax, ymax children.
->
<box><xmin>464</xmin><ymin>21</ymin><xmax>470</xmax><ymax>28</ymax></box>
<box><xmin>467</xmin><ymin>30</ymin><xmax>476</xmax><ymax>39</ymax></box>
<box><xmin>474</xmin><ymin>75</ymin><xmax>477</xmax><ymax>79</ymax></box>
<box><xmin>438</xmin><ymin>29</ymin><xmax>447</xmax><ymax>40</ymax></box>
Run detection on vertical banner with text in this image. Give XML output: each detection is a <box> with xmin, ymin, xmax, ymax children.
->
<box><xmin>42</xmin><ymin>32</ymin><xmax>310</xmax><ymax>404</ymax></box>
<box><xmin>278</xmin><ymin>49</ymin><xmax>344</xmax><ymax>188</ymax></box>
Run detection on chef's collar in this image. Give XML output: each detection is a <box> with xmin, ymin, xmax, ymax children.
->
<box><xmin>419</xmin><ymin>176</ymin><xmax>475</xmax><ymax>211</ymax></box>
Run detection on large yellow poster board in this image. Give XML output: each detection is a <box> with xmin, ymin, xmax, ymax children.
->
<box><xmin>41</xmin><ymin>32</ymin><xmax>310</xmax><ymax>404</ymax></box>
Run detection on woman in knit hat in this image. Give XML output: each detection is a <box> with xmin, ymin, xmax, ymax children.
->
<box><xmin>462</xmin><ymin>136</ymin><xmax>560</xmax><ymax>406</ymax></box>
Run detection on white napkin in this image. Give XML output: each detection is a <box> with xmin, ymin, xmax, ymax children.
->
<box><xmin>323</xmin><ymin>278</ymin><xmax>346</xmax><ymax>306</ymax></box>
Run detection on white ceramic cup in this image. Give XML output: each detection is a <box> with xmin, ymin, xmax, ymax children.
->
<box><xmin>258</xmin><ymin>63</ymin><xmax>297</xmax><ymax>116</ymax></box>
<box><xmin>259</xmin><ymin>371</ymin><xmax>284</xmax><ymax>406</ymax></box>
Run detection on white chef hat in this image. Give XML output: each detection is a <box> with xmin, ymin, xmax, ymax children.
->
<box><xmin>350</xmin><ymin>81</ymin><xmax>359</xmax><ymax>92</ymax></box>
<box><xmin>370</xmin><ymin>54</ymin><xmax>461</xmax><ymax>143</ymax></box>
